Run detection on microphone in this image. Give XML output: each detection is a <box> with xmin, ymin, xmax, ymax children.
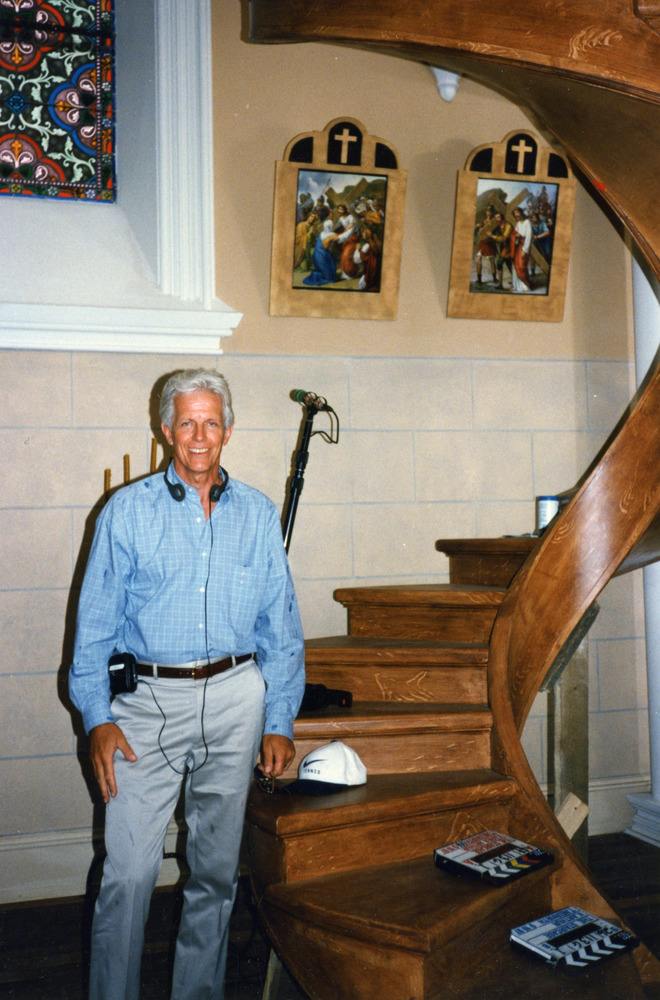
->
<box><xmin>290</xmin><ymin>389</ymin><xmax>331</xmax><ymax>411</ymax></box>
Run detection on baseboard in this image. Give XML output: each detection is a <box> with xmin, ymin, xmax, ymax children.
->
<box><xmin>538</xmin><ymin>775</ymin><xmax>651</xmax><ymax>837</ymax></box>
<box><xmin>587</xmin><ymin>775</ymin><xmax>651</xmax><ymax>835</ymax></box>
<box><xmin>0</xmin><ymin>824</ymin><xmax>183</xmax><ymax>905</ymax></box>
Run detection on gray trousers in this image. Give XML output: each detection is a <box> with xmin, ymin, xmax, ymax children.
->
<box><xmin>89</xmin><ymin>658</ymin><xmax>265</xmax><ymax>1000</ymax></box>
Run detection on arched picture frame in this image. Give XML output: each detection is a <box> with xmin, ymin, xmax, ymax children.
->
<box><xmin>447</xmin><ymin>130</ymin><xmax>576</xmax><ymax>322</ymax></box>
<box><xmin>269</xmin><ymin>117</ymin><xmax>407</xmax><ymax>320</ymax></box>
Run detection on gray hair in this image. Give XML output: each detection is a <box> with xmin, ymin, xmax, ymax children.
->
<box><xmin>159</xmin><ymin>369</ymin><xmax>234</xmax><ymax>430</ymax></box>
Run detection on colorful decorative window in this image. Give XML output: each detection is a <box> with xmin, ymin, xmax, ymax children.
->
<box><xmin>0</xmin><ymin>0</ymin><xmax>114</xmax><ymax>201</ymax></box>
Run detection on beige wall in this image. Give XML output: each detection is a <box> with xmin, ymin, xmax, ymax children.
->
<box><xmin>0</xmin><ymin>3</ymin><xmax>648</xmax><ymax>902</ymax></box>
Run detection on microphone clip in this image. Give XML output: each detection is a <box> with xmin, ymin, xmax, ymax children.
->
<box><xmin>290</xmin><ymin>389</ymin><xmax>330</xmax><ymax>412</ymax></box>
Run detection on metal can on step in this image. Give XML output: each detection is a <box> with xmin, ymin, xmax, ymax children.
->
<box><xmin>535</xmin><ymin>495</ymin><xmax>559</xmax><ymax>533</ymax></box>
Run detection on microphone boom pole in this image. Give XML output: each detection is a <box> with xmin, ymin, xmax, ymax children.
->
<box><xmin>283</xmin><ymin>390</ymin><xmax>346</xmax><ymax>715</ymax></box>
<box><xmin>282</xmin><ymin>389</ymin><xmax>338</xmax><ymax>553</ymax></box>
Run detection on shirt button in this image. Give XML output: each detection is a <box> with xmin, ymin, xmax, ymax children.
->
<box><xmin>201</xmin><ymin>552</ymin><xmax>207</xmax><ymax>558</ymax></box>
<box><xmin>198</xmin><ymin>623</ymin><xmax>204</xmax><ymax>629</ymax></box>
<box><xmin>199</xmin><ymin>586</ymin><xmax>205</xmax><ymax>593</ymax></box>
<box><xmin>196</xmin><ymin>517</ymin><xmax>201</xmax><ymax>524</ymax></box>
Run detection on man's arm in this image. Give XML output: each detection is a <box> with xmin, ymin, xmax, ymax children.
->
<box><xmin>69</xmin><ymin>497</ymin><xmax>137</xmax><ymax>797</ymax></box>
<box><xmin>254</xmin><ymin>505</ymin><xmax>305</xmax><ymax>778</ymax></box>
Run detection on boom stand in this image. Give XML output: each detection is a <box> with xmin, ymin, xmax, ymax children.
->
<box><xmin>281</xmin><ymin>404</ymin><xmax>316</xmax><ymax>554</ymax></box>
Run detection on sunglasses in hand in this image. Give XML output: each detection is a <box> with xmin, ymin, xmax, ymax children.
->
<box><xmin>253</xmin><ymin>765</ymin><xmax>276</xmax><ymax>794</ymax></box>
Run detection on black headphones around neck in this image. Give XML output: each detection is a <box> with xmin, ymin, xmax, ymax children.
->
<box><xmin>164</xmin><ymin>468</ymin><xmax>228</xmax><ymax>503</ymax></box>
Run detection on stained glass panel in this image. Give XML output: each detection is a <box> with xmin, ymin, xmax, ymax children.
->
<box><xmin>0</xmin><ymin>0</ymin><xmax>114</xmax><ymax>201</ymax></box>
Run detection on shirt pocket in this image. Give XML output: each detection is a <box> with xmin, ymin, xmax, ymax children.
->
<box><xmin>226</xmin><ymin>564</ymin><xmax>265</xmax><ymax>635</ymax></box>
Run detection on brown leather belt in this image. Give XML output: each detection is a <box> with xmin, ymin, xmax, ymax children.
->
<box><xmin>136</xmin><ymin>653</ymin><xmax>253</xmax><ymax>680</ymax></box>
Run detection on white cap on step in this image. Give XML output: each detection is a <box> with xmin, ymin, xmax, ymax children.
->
<box><xmin>287</xmin><ymin>740</ymin><xmax>367</xmax><ymax>796</ymax></box>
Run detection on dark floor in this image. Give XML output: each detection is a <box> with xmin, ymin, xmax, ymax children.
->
<box><xmin>0</xmin><ymin>873</ymin><xmax>305</xmax><ymax>1000</ymax></box>
<box><xmin>0</xmin><ymin>833</ymin><xmax>658</xmax><ymax>999</ymax></box>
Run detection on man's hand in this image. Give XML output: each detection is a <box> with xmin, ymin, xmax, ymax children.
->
<box><xmin>89</xmin><ymin>722</ymin><xmax>137</xmax><ymax>803</ymax></box>
<box><xmin>259</xmin><ymin>734</ymin><xmax>295</xmax><ymax>779</ymax></box>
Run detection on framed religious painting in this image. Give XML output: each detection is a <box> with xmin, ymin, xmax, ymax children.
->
<box><xmin>269</xmin><ymin>117</ymin><xmax>407</xmax><ymax>319</ymax></box>
<box><xmin>447</xmin><ymin>130</ymin><xmax>576</xmax><ymax>322</ymax></box>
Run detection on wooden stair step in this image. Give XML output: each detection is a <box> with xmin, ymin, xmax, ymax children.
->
<box><xmin>246</xmin><ymin>770</ymin><xmax>518</xmax><ymax>886</ymax></box>
<box><xmin>250</xmin><ymin>769</ymin><xmax>517</xmax><ymax>837</ymax></box>
<box><xmin>264</xmin><ymin>854</ymin><xmax>555</xmax><ymax>953</ymax></box>
<box><xmin>334</xmin><ymin>584</ymin><xmax>507</xmax><ymax>606</ymax></box>
<box><xmin>294</xmin><ymin>702</ymin><xmax>492</xmax><ymax>737</ymax></box>
<box><xmin>261</xmin><ymin>857</ymin><xmax>644</xmax><ymax>998</ymax></box>
<box><xmin>289</xmin><ymin>703</ymin><xmax>493</xmax><ymax>777</ymax></box>
<box><xmin>305</xmin><ymin>636</ymin><xmax>488</xmax><ymax>703</ymax></box>
<box><xmin>306</xmin><ymin>636</ymin><xmax>489</xmax><ymax>664</ymax></box>
<box><xmin>334</xmin><ymin>584</ymin><xmax>505</xmax><ymax>642</ymax></box>
<box><xmin>435</xmin><ymin>537</ymin><xmax>536</xmax><ymax>587</ymax></box>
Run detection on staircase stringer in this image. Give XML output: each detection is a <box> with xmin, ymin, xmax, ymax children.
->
<box><xmin>490</xmin><ymin>352</ymin><xmax>660</xmax><ymax>737</ymax></box>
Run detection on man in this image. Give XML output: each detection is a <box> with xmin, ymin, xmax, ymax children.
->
<box><xmin>510</xmin><ymin>206</ymin><xmax>533</xmax><ymax>293</ymax></box>
<box><xmin>354</xmin><ymin>223</ymin><xmax>382</xmax><ymax>292</ymax></box>
<box><xmin>69</xmin><ymin>369</ymin><xmax>305</xmax><ymax>999</ymax></box>
<box><xmin>473</xmin><ymin>203</ymin><xmax>498</xmax><ymax>286</ymax></box>
<box><xmin>333</xmin><ymin>203</ymin><xmax>360</xmax><ymax>280</ymax></box>
<box><xmin>492</xmin><ymin>211</ymin><xmax>513</xmax><ymax>289</ymax></box>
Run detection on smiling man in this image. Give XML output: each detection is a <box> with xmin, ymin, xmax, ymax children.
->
<box><xmin>69</xmin><ymin>369</ymin><xmax>304</xmax><ymax>1000</ymax></box>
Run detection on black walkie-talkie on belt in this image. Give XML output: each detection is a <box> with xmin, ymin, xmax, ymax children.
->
<box><xmin>108</xmin><ymin>652</ymin><xmax>138</xmax><ymax>698</ymax></box>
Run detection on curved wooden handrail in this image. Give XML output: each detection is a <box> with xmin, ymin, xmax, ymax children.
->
<box><xmin>249</xmin><ymin>0</ymin><xmax>660</xmax><ymax>275</ymax></box>
<box><xmin>490</xmin><ymin>350</ymin><xmax>660</xmax><ymax>735</ymax></box>
<box><xmin>249</xmin><ymin>0</ymin><xmax>659</xmax><ymax>91</ymax></box>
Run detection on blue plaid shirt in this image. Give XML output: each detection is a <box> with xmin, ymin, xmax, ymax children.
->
<box><xmin>69</xmin><ymin>465</ymin><xmax>305</xmax><ymax>738</ymax></box>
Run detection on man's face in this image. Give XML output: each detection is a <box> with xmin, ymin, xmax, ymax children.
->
<box><xmin>162</xmin><ymin>389</ymin><xmax>232</xmax><ymax>485</ymax></box>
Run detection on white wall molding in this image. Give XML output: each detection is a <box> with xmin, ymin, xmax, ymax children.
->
<box><xmin>589</xmin><ymin>774</ymin><xmax>651</xmax><ymax>836</ymax></box>
<box><xmin>1</xmin><ymin>0</ymin><xmax>242</xmax><ymax>354</ymax></box>
<box><xmin>0</xmin><ymin>823</ymin><xmax>182</xmax><ymax>904</ymax></box>
<box><xmin>0</xmin><ymin>303</ymin><xmax>242</xmax><ymax>354</ymax></box>
<box><xmin>538</xmin><ymin>774</ymin><xmax>650</xmax><ymax>836</ymax></box>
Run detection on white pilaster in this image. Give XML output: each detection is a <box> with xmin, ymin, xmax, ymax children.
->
<box><xmin>626</xmin><ymin>257</ymin><xmax>660</xmax><ymax>846</ymax></box>
<box><xmin>155</xmin><ymin>0</ymin><xmax>217</xmax><ymax>305</ymax></box>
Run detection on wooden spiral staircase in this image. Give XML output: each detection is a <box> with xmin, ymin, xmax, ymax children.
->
<box><xmin>244</xmin><ymin>2</ymin><xmax>660</xmax><ymax>996</ymax></box>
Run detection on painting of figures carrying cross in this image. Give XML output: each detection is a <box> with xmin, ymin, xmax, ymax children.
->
<box><xmin>447</xmin><ymin>129</ymin><xmax>574</xmax><ymax>322</ymax></box>
<box><xmin>471</xmin><ymin>178</ymin><xmax>558</xmax><ymax>297</ymax></box>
